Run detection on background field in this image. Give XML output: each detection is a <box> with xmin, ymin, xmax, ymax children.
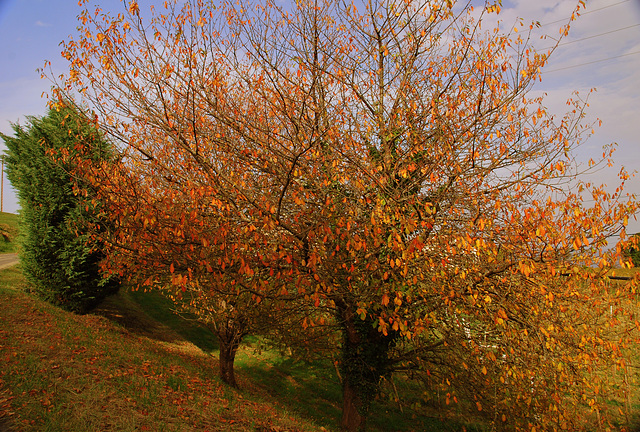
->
<box><xmin>0</xmin><ymin>212</ymin><xmax>19</xmax><ymax>254</ymax></box>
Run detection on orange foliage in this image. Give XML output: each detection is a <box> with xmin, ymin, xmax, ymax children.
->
<box><xmin>56</xmin><ymin>0</ymin><xmax>638</xmax><ymax>430</ymax></box>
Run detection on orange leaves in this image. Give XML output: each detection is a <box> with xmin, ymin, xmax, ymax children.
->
<box><xmin>52</xmin><ymin>0</ymin><xmax>640</xmax><ymax>426</ymax></box>
<box><xmin>519</xmin><ymin>261</ymin><xmax>533</xmax><ymax>278</ymax></box>
<box><xmin>128</xmin><ymin>1</ymin><xmax>139</xmax><ymax>15</ymax></box>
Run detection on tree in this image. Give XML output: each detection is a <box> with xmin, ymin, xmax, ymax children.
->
<box><xmin>1</xmin><ymin>105</ymin><xmax>119</xmax><ymax>313</ymax></box>
<box><xmin>58</xmin><ymin>0</ymin><xmax>639</xmax><ymax>429</ymax></box>
<box><xmin>623</xmin><ymin>233</ymin><xmax>640</xmax><ymax>267</ymax></box>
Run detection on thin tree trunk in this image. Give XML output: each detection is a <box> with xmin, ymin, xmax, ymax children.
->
<box><xmin>218</xmin><ymin>337</ymin><xmax>240</xmax><ymax>388</ymax></box>
<box><xmin>213</xmin><ymin>315</ymin><xmax>246</xmax><ymax>388</ymax></box>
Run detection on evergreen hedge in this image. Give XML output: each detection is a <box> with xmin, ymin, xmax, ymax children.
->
<box><xmin>1</xmin><ymin>105</ymin><xmax>118</xmax><ymax>312</ymax></box>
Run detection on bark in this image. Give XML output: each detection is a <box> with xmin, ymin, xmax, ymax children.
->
<box><xmin>218</xmin><ymin>337</ymin><xmax>240</xmax><ymax>388</ymax></box>
<box><xmin>336</xmin><ymin>299</ymin><xmax>397</xmax><ymax>431</ymax></box>
<box><xmin>340</xmin><ymin>378</ymin><xmax>367</xmax><ymax>432</ymax></box>
<box><xmin>213</xmin><ymin>316</ymin><xmax>247</xmax><ymax>388</ymax></box>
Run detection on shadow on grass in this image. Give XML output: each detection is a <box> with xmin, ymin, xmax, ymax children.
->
<box><xmin>237</xmin><ymin>353</ymin><xmax>342</xmax><ymax>430</ymax></box>
<box><xmin>94</xmin><ymin>288</ymin><xmax>485</xmax><ymax>431</ymax></box>
<box><xmin>236</xmin><ymin>350</ymin><xmax>481</xmax><ymax>432</ymax></box>
<box><xmin>93</xmin><ymin>289</ymin><xmax>219</xmax><ymax>352</ymax></box>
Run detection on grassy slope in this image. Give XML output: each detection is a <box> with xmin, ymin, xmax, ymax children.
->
<box><xmin>124</xmin><ymin>289</ymin><xmax>473</xmax><ymax>431</ymax></box>
<box><xmin>0</xmin><ymin>212</ymin><xmax>19</xmax><ymax>254</ymax></box>
<box><xmin>0</xmin><ymin>266</ymin><xmax>475</xmax><ymax>431</ymax></box>
<box><xmin>9</xmin><ymin>263</ymin><xmax>637</xmax><ymax>430</ymax></box>
<box><xmin>0</xmin><ymin>267</ymin><xmax>320</xmax><ymax>432</ymax></box>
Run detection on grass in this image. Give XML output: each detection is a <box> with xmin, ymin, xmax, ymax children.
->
<box><xmin>0</xmin><ymin>269</ymin><xmax>322</xmax><ymax>431</ymax></box>
<box><xmin>0</xmin><ymin>212</ymin><xmax>19</xmax><ymax>254</ymax></box>
<box><xmin>0</xmin><ymin>265</ymin><xmax>484</xmax><ymax>431</ymax></box>
<box><xmin>124</xmin><ymin>290</ymin><xmax>483</xmax><ymax>431</ymax></box>
<box><xmin>127</xmin><ymin>289</ymin><xmax>219</xmax><ymax>352</ymax></box>
<box><xmin>5</xmin><ymin>262</ymin><xmax>636</xmax><ymax>431</ymax></box>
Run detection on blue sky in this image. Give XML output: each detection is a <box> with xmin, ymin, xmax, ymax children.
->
<box><xmin>1</xmin><ymin>0</ymin><xmax>639</xmax><ymax>233</ymax></box>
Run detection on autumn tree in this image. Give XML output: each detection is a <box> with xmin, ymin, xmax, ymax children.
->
<box><xmin>57</xmin><ymin>0</ymin><xmax>639</xmax><ymax>430</ymax></box>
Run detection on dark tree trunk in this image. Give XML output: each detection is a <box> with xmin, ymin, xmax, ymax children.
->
<box><xmin>340</xmin><ymin>378</ymin><xmax>367</xmax><ymax>431</ymax></box>
<box><xmin>213</xmin><ymin>316</ymin><xmax>247</xmax><ymax>388</ymax></box>
<box><xmin>218</xmin><ymin>336</ymin><xmax>240</xmax><ymax>387</ymax></box>
<box><xmin>336</xmin><ymin>299</ymin><xmax>398</xmax><ymax>432</ymax></box>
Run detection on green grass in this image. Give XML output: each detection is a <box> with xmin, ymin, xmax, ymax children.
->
<box><xmin>128</xmin><ymin>289</ymin><xmax>219</xmax><ymax>352</ymax></box>
<box><xmin>0</xmin><ymin>212</ymin><xmax>19</xmax><ymax>254</ymax></box>
<box><xmin>9</xmin><ymin>264</ymin><xmax>623</xmax><ymax>431</ymax></box>
<box><xmin>0</xmin><ymin>268</ymin><xmax>323</xmax><ymax>432</ymax></box>
<box><xmin>0</xmin><ymin>269</ymin><xmax>485</xmax><ymax>431</ymax></box>
<box><xmin>125</xmin><ymin>289</ymin><xmax>484</xmax><ymax>431</ymax></box>
<box><xmin>0</xmin><ymin>264</ymin><xmax>25</xmax><ymax>291</ymax></box>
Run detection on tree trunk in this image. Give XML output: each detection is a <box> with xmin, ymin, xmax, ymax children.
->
<box><xmin>340</xmin><ymin>378</ymin><xmax>367</xmax><ymax>432</ymax></box>
<box><xmin>213</xmin><ymin>316</ymin><xmax>247</xmax><ymax>388</ymax></box>
<box><xmin>336</xmin><ymin>298</ymin><xmax>399</xmax><ymax>432</ymax></box>
<box><xmin>218</xmin><ymin>337</ymin><xmax>240</xmax><ymax>388</ymax></box>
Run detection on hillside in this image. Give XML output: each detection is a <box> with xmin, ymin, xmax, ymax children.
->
<box><xmin>0</xmin><ymin>212</ymin><xmax>19</xmax><ymax>254</ymax></box>
<box><xmin>5</xmin><ymin>260</ymin><xmax>636</xmax><ymax>430</ymax></box>
<box><xmin>0</xmin><ymin>266</ymin><xmax>322</xmax><ymax>432</ymax></box>
<box><xmin>0</xmin><ymin>266</ymin><xmax>472</xmax><ymax>432</ymax></box>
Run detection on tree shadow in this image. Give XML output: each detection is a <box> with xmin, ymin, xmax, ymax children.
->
<box><xmin>92</xmin><ymin>290</ymin><xmax>185</xmax><ymax>343</ymax></box>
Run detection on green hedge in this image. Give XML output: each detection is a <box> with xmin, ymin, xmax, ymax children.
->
<box><xmin>2</xmin><ymin>105</ymin><xmax>118</xmax><ymax>312</ymax></box>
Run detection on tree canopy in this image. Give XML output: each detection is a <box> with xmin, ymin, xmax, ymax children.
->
<box><xmin>56</xmin><ymin>0</ymin><xmax>639</xmax><ymax>429</ymax></box>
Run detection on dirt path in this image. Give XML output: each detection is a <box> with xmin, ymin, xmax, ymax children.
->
<box><xmin>0</xmin><ymin>254</ymin><xmax>18</xmax><ymax>271</ymax></box>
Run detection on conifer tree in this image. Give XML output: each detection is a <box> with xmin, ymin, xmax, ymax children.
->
<box><xmin>2</xmin><ymin>105</ymin><xmax>118</xmax><ymax>312</ymax></box>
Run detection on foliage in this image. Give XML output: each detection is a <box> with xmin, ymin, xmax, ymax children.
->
<box><xmin>56</xmin><ymin>0</ymin><xmax>639</xmax><ymax>430</ymax></box>
<box><xmin>623</xmin><ymin>234</ymin><xmax>640</xmax><ymax>267</ymax></box>
<box><xmin>1</xmin><ymin>105</ymin><xmax>119</xmax><ymax>313</ymax></box>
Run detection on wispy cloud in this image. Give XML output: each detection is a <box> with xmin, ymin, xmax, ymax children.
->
<box><xmin>35</xmin><ymin>20</ymin><xmax>51</xmax><ymax>27</ymax></box>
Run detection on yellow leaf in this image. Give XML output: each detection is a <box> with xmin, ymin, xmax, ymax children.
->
<box><xmin>482</xmin><ymin>366</ymin><xmax>487</xmax><ymax>375</ymax></box>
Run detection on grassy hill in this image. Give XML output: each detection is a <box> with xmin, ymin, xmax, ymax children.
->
<box><xmin>0</xmin><ymin>212</ymin><xmax>19</xmax><ymax>254</ymax></box>
<box><xmin>4</xmin><ymin>260</ymin><xmax>636</xmax><ymax>431</ymax></box>
<box><xmin>0</xmin><ymin>265</ymin><xmax>474</xmax><ymax>432</ymax></box>
<box><xmin>0</xmin><ymin>266</ymin><xmax>320</xmax><ymax>432</ymax></box>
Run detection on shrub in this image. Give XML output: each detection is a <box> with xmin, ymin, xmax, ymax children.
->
<box><xmin>1</xmin><ymin>105</ymin><xmax>118</xmax><ymax>312</ymax></box>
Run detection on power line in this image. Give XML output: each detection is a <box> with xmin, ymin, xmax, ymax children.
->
<box><xmin>544</xmin><ymin>50</ymin><xmax>640</xmax><ymax>73</ymax></box>
<box><xmin>540</xmin><ymin>23</ymin><xmax>640</xmax><ymax>51</ymax></box>
<box><xmin>541</xmin><ymin>0</ymin><xmax>631</xmax><ymax>27</ymax></box>
<box><xmin>556</xmin><ymin>24</ymin><xmax>640</xmax><ymax>47</ymax></box>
